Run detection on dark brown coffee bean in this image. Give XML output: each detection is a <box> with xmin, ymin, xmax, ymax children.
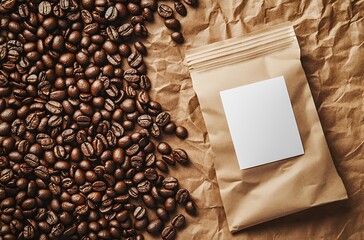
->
<box><xmin>134</xmin><ymin>41</ymin><xmax>147</xmax><ymax>55</ymax></box>
<box><xmin>175</xmin><ymin>188</ymin><xmax>189</xmax><ymax>204</ymax></box>
<box><xmin>62</xmin><ymin>129</ymin><xmax>76</xmax><ymax>143</ymax></box>
<box><xmin>133</xmin><ymin>206</ymin><xmax>146</xmax><ymax>220</ymax></box>
<box><xmin>106</xmin><ymin>26</ymin><xmax>119</xmax><ymax>41</ymax></box>
<box><xmin>185</xmin><ymin>200</ymin><xmax>197</xmax><ymax>215</ymax></box>
<box><xmin>118</xmin><ymin>23</ymin><xmax>134</xmax><ymax>38</ymax></box>
<box><xmin>128</xmin><ymin>52</ymin><xmax>143</xmax><ymax>68</ymax></box>
<box><xmin>105</xmin><ymin>6</ymin><xmax>118</xmax><ymax>21</ymax></box>
<box><xmin>45</xmin><ymin>100</ymin><xmax>63</xmax><ymax>114</ymax></box>
<box><xmin>156</xmin><ymin>112</ymin><xmax>170</xmax><ymax>127</ymax></box>
<box><xmin>137</xmin><ymin>180</ymin><xmax>151</xmax><ymax>193</ymax></box>
<box><xmin>172</xmin><ymin>148</ymin><xmax>189</xmax><ymax>164</ymax></box>
<box><xmin>165</xmin><ymin>197</ymin><xmax>176</xmax><ymax>212</ymax></box>
<box><xmin>23</xmin><ymin>225</ymin><xmax>35</xmax><ymax>239</ymax></box>
<box><xmin>144</xmin><ymin>168</ymin><xmax>158</xmax><ymax>181</ymax></box>
<box><xmin>147</xmin><ymin>219</ymin><xmax>163</xmax><ymax>235</ymax></box>
<box><xmin>0</xmin><ymin>169</ymin><xmax>13</xmax><ymax>183</ymax></box>
<box><xmin>81</xmin><ymin>10</ymin><xmax>93</xmax><ymax>24</ymax></box>
<box><xmin>34</xmin><ymin>166</ymin><xmax>49</xmax><ymax>180</ymax></box>
<box><xmin>163</xmin><ymin>177</ymin><xmax>178</xmax><ymax>190</ymax></box>
<box><xmin>164</xmin><ymin>18</ymin><xmax>181</xmax><ymax>31</ymax></box>
<box><xmin>81</xmin><ymin>142</ymin><xmax>94</xmax><ymax>157</ymax></box>
<box><xmin>36</xmin><ymin>133</ymin><xmax>54</xmax><ymax>150</ymax></box>
<box><xmin>153</xmin><ymin>208</ymin><xmax>168</xmax><ymax>223</ymax></box>
<box><xmin>92</xmin><ymin>181</ymin><xmax>106</xmax><ymax>191</ymax></box>
<box><xmin>24</xmin><ymin>154</ymin><xmax>39</xmax><ymax>168</ymax></box>
<box><xmin>161</xmin><ymin>225</ymin><xmax>176</xmax><ymax>240</ymax></box>
<box><xmin>137</xmin><ymin>114</ymin><xmax>152</xmax><ymax>128</ymax></box>
<box><xmin>84</xmin><ymin>23</ymin><xmax>100</xmax><ymax>35</ymax></box>
<box><xmin>157</xmin><ymin>142</ymin><xmax>172</xmax><ymax>155</ymax></box>
<box><xmin>134</xmin><ymin>23</ymin><xmax>148</xmax><ymax>37</ymax></box>
<box><xmin>175</xmin><ymin>126</ymin><xmax>188</xmax><ymax>139</ymax></box>
<box><xmin>140</xmin><ymin>75</ymin><xmax>151</xmax><ymax>90</ymax></box>
<box><xmin>38</xmin><ymin>1</ymin><xmax>52</xmax><ymax>15</ymax></box>
<box><xmin>156</xmin><ymin>160</ymin><xmax>168</xmax><ymax>172</ymax></box>
<box><xmin>171</xmin><ymin>32</ymin><xmax>184</xmax><ymax>43</ymax></box>
<box><xmin>174</xmin><ymin>1</ymin><xmax>187</xmax><ymax>16</ymax></box>
<box><xmin>126</xmin><ymin>144</ymin><xmax>139</xmax><ymax>156</ymax></box>
<box><xmin>162</xmin><ymin>155</ymin><xmax>176</xmax><ymax>165</ymax></box>
<box><xmin>171</xmin><ymin>214</ymin><xmax>186</xmax><ymax>229</ymax></box>
<box><xmin>183</xmin><ymin>0</ymin><xmax>198</xmax><ymax>5</ymax></box>
<box><xmin>124</xmin><ymin>68</ymin><xmax>140</xmax><ymax>83</ymax></box>
<box><xmin>163</xmin><ymin>122</ymin><xmax>176</xmax><ymax>134</ymax></box>
<box><xmin>158</xmin><ymin>4</ymin><xmax>173</xmax><ymax>18</ymax></box>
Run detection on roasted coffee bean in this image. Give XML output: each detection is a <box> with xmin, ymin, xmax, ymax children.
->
<box><xmin>137</xmin><ymin>114</ymin><xmax>152</xmax><ymax>128</ymax></box>
<box><xmin>124</xmin><ymin>68</ymin><xmax>140</xmax><ymax>83</ymax></box>
<box><xmin>165</xmin><ymin>197</ymin><xmax>176</xmax><ymax>212</ymax></box>
<box><xmin>81</xmin><ymin>142</ymin><xmax>94</xmax><ymax>157</ymax></box>
<box><xmin>134</xmin><ymin>41</ymin><xmax>147</xmax><ymax>55</ymax></box>
<box><xmin>185</xmin><ymin>200</ymin><xmax>197</xmax><ymax>215</ymax></box>
<box><xmin>164</xmin><ymin>18</ymin><xmax>181</xmax><ymax>31</ymax></box>
<box><xmin>106</xmin><ymin>26</ymin><xmax>119</xmax><ymax>41</ymax></box>
<box><xmin>175</xmin><ymin>126</ymin><xmax>188</xmax><ymax>139</ymax></box>
<box><xmin>161</xmin><ymin>225</ymin><xmax>176</xmax><ymax>240</ymax></box>
<box><xmin>133</xmin><ymin>206</ymin><xmax>146</xmax><ymax>220</ymax></box>
<box><xmin>156</xmin><ymin>160</ymin><xmax>168</xmax><ymax>172</ymax></box>
<box><xmin>158</xmin><ymin>4</ymin><xmax>173</xmax><ymax>18</ymax></box>
<box><xmin>172</xmin><ymin>148</ymin><xmax>189</xmax><ymax>164</ymax></box>
<box><xmin>171</xmin><ymin>214</ymin><xmax>186</xmax><ymax>229</ymax></box>
<box><xmin>156</xmin><ymin>112</ymin><xmax>171</xmax><ymax>127</ymax></box>
<box><xmin>24</xmin><ymin>154</ymin><xmax>39</xmax><ymax>168</ymax></box>
<box><xmin>175</xmin><ymin>188</ymin><xmax>189</xmax><ymax>204</ymax></box>
<box><xmin>184</xmin><ymin>0</ymin><xmax>198</xmax><ymax>5</ymax></box>
<box><xmin>147</xmin><ymin>219</ymin><xmax>163</xmax><ymax>235</ymax></box>
<box><xmin>157</xmin><ymin>142</ymin><xmax>172</xmax><ymax>155</ymax></box>
<box><xmin>38</xmin><ymin>1</ymin><xmax>52</xmax><ymax>16</ymax></box>
<box><xmin>137</xmin><ymin>180</ymin><xmax>151</xmax><ymax>193</ymax></box>
<box><xmin>162</xmin><ymin>155</ymin><xmax>176</xmax><ymax>165</ymax></box>
<box><xmin>128</xmin><ymin>52</ymin><xmax>143</xmax><ymax>68</ymax></box>
<box><xmin>46</xmin><ymin>100</ymin><xmax>63</xmax><ymax>114</ymax></box>
<box><xmin>171</xmin><ymin>32</ymin><xmax>184</xmax><ymax>43</ymax></box>
<box><xmin>118</xmin><ymin>23</ymin><xmax>134</xmax><ymax>38</ymax></box>
<box><xmin>174</xmin><ymin>1</ymin><xmax>187</xmax><ymax>16</ymax></box>
<box><xmin>163</xmin><ymin>177</ymin><xmax>178</xmax><ymax>190</ymax></box>
<box><xmin>84</xmin><ymin>23</ymin><xmax>100</xmax><ymax>35</ymax></box>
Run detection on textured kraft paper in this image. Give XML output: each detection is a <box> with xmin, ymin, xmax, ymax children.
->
<box><xmin>139</xmin><ymin>0</ymin><xmax>363</xmax><ymax>239</ymax></box>
<box><xmin>186</xmin><ymin>24</ymin><xmax>347</xmax><ymax>232</ymax></box>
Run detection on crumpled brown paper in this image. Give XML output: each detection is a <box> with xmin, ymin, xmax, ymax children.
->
<box><xmin>140</xmin><ymin>0</ymin><xmax>364</xmax><ymax>239</ymax></box>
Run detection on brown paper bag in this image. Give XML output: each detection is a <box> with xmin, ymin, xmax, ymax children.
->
<box><xmin>185</xmin><ymin>23</ymin><xmax>348</xmax><ymax>232</ymax></box>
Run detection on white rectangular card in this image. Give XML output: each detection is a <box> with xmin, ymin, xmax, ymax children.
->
<box><xmin>220</xmin><ymin>76</ymin><xmax>304</xmax><ymax>170</ymax></box>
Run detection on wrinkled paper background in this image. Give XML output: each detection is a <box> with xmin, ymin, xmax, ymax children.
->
<box><xmin>141</xmin><ymin>0</ymin><xmax>364</xmax><ymax>239</ymax></box>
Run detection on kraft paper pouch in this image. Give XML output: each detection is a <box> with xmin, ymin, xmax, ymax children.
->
<box><xmin>185</xmin><ymin>23</ymin><xmax>348</xmax><ymax>232</ymax></box>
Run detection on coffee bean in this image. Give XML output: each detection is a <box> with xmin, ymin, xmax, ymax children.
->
<box><xmin>0</xmin><ymin>169</ymin><xmax>13</xmax><ymax>183</ymax></box>
<box><xmin>174</xmin><ymin>1</ymin><xmax>187</xmax><ymax>16</ymax></box>
<box><xmin>134</xmin><ymin>41</ymin><xmax>147</xmax><ymax>55</ymax></box>
<box><xmin>156</xmin><ymin>112</ymin><xmax>171</xmax><ymax>127</ymax></box>
<box><xmin>45</xmin><ymin>100</ymin><xmax>63</xmax><ymax>114</ymax></box>
<box><xmin>1</xmin><ymin>0</ymin><xmax>16</xmax><ymax>9</ymax></box>
<box><xmin>171</xmin><ymin>214</ymin><xmax>186</xmax><ymax>229</ymax></box>
<box><xmin>134</xmin><ymin>23</ymin><xmax>148</xmax><ymax>37</ymax></box>
<box><xmin>162</xmin><ymin>155</ymin><xmax>176</xmax><ymax>165</ymax></box>
<box><xmin>185</xmin><ymin>0</ymin><xmax>200</xmax><ymax>5</ymax></box>
<box><xmin>84</xmin><ymin>23</ymin><xmax>100</xmax><ymax>35</ymax></box>
<box><xmin>24</xmin><ymin>154</ymin><xmax>39</xmax><ymax>168</ymax></box>
<box><xmin>172</xmin><ymin>148</ymin><xmax>189</xmax><ymax>164</ymax></box>
<box><xmin>118</xmin><ymin>23</ymin><xmax>134</xmax><ymax>38</ymax></box>
<box><xmin>106</xmin><ymin>26</ymin><xmax>119</xmax><ymax>41</ymax></box>
<box><xmin>133</xmin><ymin>206</ymin><xmax>146</xmax><ymax>220</ymax></box>
<box><xmin>137</xmin><ymin>114</ymin><xmax>152</xmax><ymax>128</ymax></box>
<box><xmin>105</xmin><ymin>6</ymin><xmax>118</xmax><ymax>21</ymax></box>
<box><xmin>128</xmin><ymin>52</ymin><xmax>143</xmax><ymax>68</ymax></box>
<box><xmin>165</xmin><ymin>197</ymin><xmax>176</xmax><ymax>212</ymax></box>
<box><xmin>124</xmin><ymin>68</ymin><xmax>140</xmax><ymax>83</ymax></box>
<box><xmin>157</xmin><ymin>142</ymin><xmax>172</xmax><ymax>155</ymax></box>
<box><xmin>147</xmin><ymin>219</ymin><xmax>163</xmax><ymax>235</ymax></box>
<box><xmin>175</xmin><ymin>126</ymin><xmax>188</xmax><ymax>139</ymax></box>
<box><xmin>156</xmin><ymin>160</ymin><xmax>168</xmax><ymax>172</ymax></box>
<box><xmin>163</xmin><ymin>122</ymin><xmax>176</xmax><ymax>134</ymax></box>
<box><xmin>171</xmin><ymin>32</ymin><xmax>184</xmax><ymax>43</ymax></box>
<box><xmin>137</xmin><ymin>180</ymin><xmax>151</xmax><ymax>193</ymax></box>
<box><xmin>165</xmin><ymin>18</ymin><xmax>181</xmax><ymax>31</ymax></box>
<box><xmin>163</xmin><ymin>177</ymin><xmax>178</xmax><ymax>190</ymax></box>
<box><xmin>81</xmin><ymin>142</ymin><xmax>94</xmax><ymax>157</ymax></box>
<box><xmin>185</xmin><ymin>201</ymin><xmax>197</xmax><ymax>215</ymax></box>
<box><xmin>158</xmin><ymin>4</ymin><xmax>173</xmax><ymax>18</ymax></box>
<box><xmin>161</xmin><ymin>225</ymin><xmax>176</xmax><ymax>240</ymax></box>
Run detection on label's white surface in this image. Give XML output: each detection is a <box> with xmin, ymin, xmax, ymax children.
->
<box><xmin>220</xmin><ymin>76</ymin><xmax>304</xmax><ymax>170</ymax></box>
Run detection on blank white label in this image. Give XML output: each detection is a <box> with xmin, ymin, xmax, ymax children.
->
<box><xmin>220</xmin><ymin>76</ymin><xmax>304</xmax><ymax>170</ymax></box>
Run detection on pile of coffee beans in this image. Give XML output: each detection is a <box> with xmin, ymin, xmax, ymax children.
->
<box><xmin>0</xmin><ymin>0</ymin><xmax>198</xmax><ymax>239</ymax></box>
